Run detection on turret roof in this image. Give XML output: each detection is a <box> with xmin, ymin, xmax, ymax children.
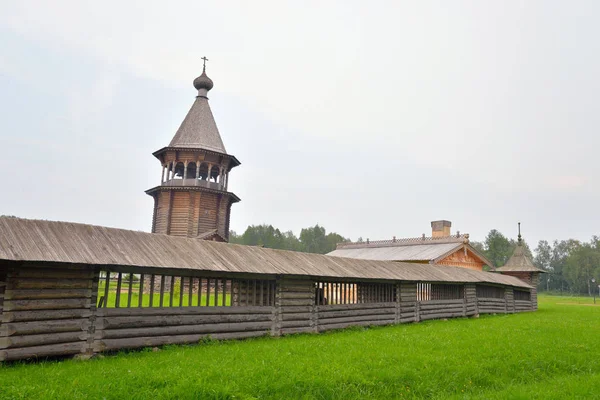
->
<box><xmin>167</xmin><ymin>66</ymin><xmax>228</xmax><ymax>154</ymax></box>
<box><xmin>497</xmin><ymin>224</ymin><xmax>545</xmax><ymax>273</ymax></box>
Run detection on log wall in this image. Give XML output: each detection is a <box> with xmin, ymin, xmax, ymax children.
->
<box><xmin>0</xmin><ymin>265</ymin><xmax>536</xmax><ymax>362</ymax></box>
<box><xmin>93</xmin><ymin>306</ymin><xmax>274</xmax><ymax>352</ymax></box>
<box><xmin>0</xmin><ymin>266</ymin><xmax>94</xmax><ymax>361</ymax></box>
<box><xmin>276</xmin><ymin>278</ymin><xmax>315</xmax><ymax>335</ymax></box>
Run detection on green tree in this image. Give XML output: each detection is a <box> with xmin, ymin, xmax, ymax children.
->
<box><xmin>229</xmin><ymin>224</ymin><xmax>348</xmax><ymax>254</ymax></box>
<box><xmin>483</xmin><ymin>230</ymin><xmax>513</xmax><ymax>268</ymax></box>
<box><xmin>564</xmin><ymin>243</ymin><xmax>600</xmax><ymax>295</ymax></box>
<box><xmin>534</xmin><ymin>240</ymin><xmax>553</xmax><ymax>291</ymax></box>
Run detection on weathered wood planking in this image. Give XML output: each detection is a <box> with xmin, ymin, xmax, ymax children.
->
<box><xmin>0</xmin><ymin>266</ymin><xmax>93</xmax><ymax>361</ymax></box>
<box><xmin>278</xmin><ymin>278</ymin><xmax>314</xmax><ymax>335</ymax></box>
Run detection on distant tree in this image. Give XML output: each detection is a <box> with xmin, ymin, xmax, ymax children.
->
<box><xmin>564</xmin><ymin>242</ymin><xmax>600</xmax><ymax>295</ymax></box>
<box><xmin>229</xmin><ymin>224</ymin><xmax>348</xmax><ymax>254</ymax></box>
<box><xmin>483</xmin><ymin>230</ymin><xmax>513</xmax><ymax>268</ymax></box>
<box><xmin>534</xmin><ymin>240</ymin><xmax>553</xmax><ymax>291</ymax></box>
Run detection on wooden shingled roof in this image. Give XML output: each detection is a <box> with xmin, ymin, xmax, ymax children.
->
<box><xmin>0</xmin><ymin>217</ymin><xmax>530</xmax><ymax>288</ymax></box>
<box><xmin>496</xmin><ymin>243</ymin><xmax>544</xmax><ymax>273</ymax></box>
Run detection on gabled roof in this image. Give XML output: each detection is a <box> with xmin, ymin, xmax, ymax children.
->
<box><xmin>0</xmin><ymin>217</ymin><xmax>530</xmax><ymax>288</ymax></box>
<box><xmin>328</xmin><ymin>242</ymin><xmax>462</xmax><ymax>262</ymax></box>
<box><xmin>168</xmin><ymin>96</ymin><xmax>227</xmax><ymax>154</ymax></box>
<box><xmin>496</xmin><ymin>243</ymin><xmax>544</xmax><ymax>273</ymax></box>
<box><xmin>327</xmin><ymin>235</ymin><xmax>494</xmax><ymax>267</ymax></box>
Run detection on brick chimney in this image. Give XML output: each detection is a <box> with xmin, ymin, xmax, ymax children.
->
<box><xmin>431</xmin><ymin>220</ymin><xmax>451</xmax><ymax>237</ymax></box>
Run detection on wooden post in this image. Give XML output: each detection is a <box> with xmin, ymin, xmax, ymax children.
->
<box><xmin>127</xmin><ymin>273</ymin><xmax>133</xmax><ymax>308</ymax></box>
<box><xmin>87</xmin><ymin>269</ymin><xmax>100</xmax><ymax>356</ymax></box>
<box><xmin>115</xmin><ymin>273</ymin><xmax>122</xmax><ymax>308</ymax></box>
<box><xmin>272</xmin><ymin>278</ymin><xmax>282</xmax><ymax>336</ymax></box>
<box><xmin>138</xmin><ymin>274</ymin><xmax>144</xmax><ymax>307</ymax></box>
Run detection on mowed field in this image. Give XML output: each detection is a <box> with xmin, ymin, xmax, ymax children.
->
<box><xmin>0</xmin><ymin>295</ymin><xmax>599</xmax><ymax>399</ymax></box>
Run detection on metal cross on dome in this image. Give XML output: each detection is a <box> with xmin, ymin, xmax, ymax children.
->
<box><xmin>202</xmin><ymin>56</ymin><xmax>209</xmax><ymax>69</ymax></box>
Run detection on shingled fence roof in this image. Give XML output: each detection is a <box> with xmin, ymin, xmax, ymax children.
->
<box><xmin>0</xmin><ymin>217</ymin><xmax>530</xmax><ymax>289</ymax></box>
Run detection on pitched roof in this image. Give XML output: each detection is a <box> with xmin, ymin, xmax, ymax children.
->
<box><xmin>168</xmin><ymin>96</ymin><xmax>227</xmax><ymax>154</ymax></box>
<box><xmin>328</xmin><ymin>242</ymin><xmax>462</xmax><ymax>262</ymax></box>
<box><xmin>328</xmin><ymin>235</ymin><xmax>493</xmax><ymax>267</ymax></box>
<box><xmin>496</xmin><ymin>243</ymin><xmax>544</xmax><ymax>273</ymax></box>
<box><xmin>0</xmin><ymin>217</ymin><xmax>529</xmax><ymax>288</ymax></box>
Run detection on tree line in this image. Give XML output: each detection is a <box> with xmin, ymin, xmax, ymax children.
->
<box><xmin>230</xmin><ymin>224</ymin><xmax>600</xmax><ymax>296</ymax></box>
<box><xmin>229</xmin><ymin>224</ymin><xmax>349</xmax><ymax>255</ymax></box>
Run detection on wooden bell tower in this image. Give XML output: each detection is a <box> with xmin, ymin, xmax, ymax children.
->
<box><xmin>146</xmin><ymin>61</ymin><xmax>240</xmax><ymax>241</ymax></box>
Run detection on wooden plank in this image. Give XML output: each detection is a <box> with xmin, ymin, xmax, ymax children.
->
<box><xmin>419</xmin><ymin>308</ymin><xmax>465</xmax><ymax>316</ymax></box>
<box><xmin>318</xmin><ymin>307</ymin><xmax>396</xmax><ymax>319</ymax></box>
<box><xmin>279</xmin><ymin>291</ymin><xmax>315</xmax><ymax>300</ymax></box>
<box><xmin>7</xmin><ymin>279</ymin><xmax>92</xmax><ymax>290</ymax></box>
<box><xmin>103</xmin><ymin>273</ymin><xmax>110</xmax><ymax>308</ymax></box>
<box><xmin>418</xmin><ymin>299</ymin><xmax>464</xmax><ymax>307</ymax></box>
<box><xmin>420</xmin><ymin>312</ymin><xmax>468</xmax><ymax>321</ymax></box>
<box><xmin>0</xmin><ymin>342</ymin><xmax>85</xmax><ymax>361</ymax></box>
<box><xmin>279</xmin><ymin>299</ymin><xmax>313</xmax><ymax>307</ymax></box>
<box><xmin>278</xmin><ymin>306</ymin><xmax>312</xmax><ymax>314</ymax></box>
<box><xmin>11</xmin><ymin>268</ymin><xmax>93</xmax><ymax>279</ymax></box>
<box><xmin>94</xmin><ymin>331</ymin><xmax>267</xmax><ymax>352</ymax></box>
<box><xmin>316</xmin><ymin>302</ymin><xmax>395</xmax><ymax>312</ymax></box>
<box><xmin>95</xmin><ymin>321</ymin><xmax>273</xmax><ymax>339</ymax></box>
<box><xmin>281</xmin><ymin>313</ymin><xmax>313</xmax><ymax>321</ymax></box>
<box><xmin>4</xmin><ymin>288</ymin><xmax>92</xmax><ymax>300</ymax></box>
<box><xmin>97</xmin><ymin>305</ymin><xmax>274</xmax><ymax>317</ymax></box>
<box><xmin>0</xmin><ymin>331</ymin><xmax>88</xmax><ymax>349</ymax></box>
<box><xmin>3</xmin><ymin>298</ymin><xmax>90</xmax><ymax>311</ymax></box>
<box><xmin>280</xmin><ymin>320</ymin><xmax>311</xmax><ymax>329</ymax></box>
<box><xmin>2</xmin><ymin>309</ymin><xmax>92</xmax><ymax>323</ymax></box>
<box><xmin>1</xmin><ymin>319</ymin><xmax>91</xmax><ymax>336</ymax></box>
<box><xmin>96</xmin><ymin>313</ymin><xmax>273</xmax><ymax>330</ymax></box>
<box><xmin>319</xmin><ymin>314</ymin><xmax>394</xmax><ymax>325</ymax></box>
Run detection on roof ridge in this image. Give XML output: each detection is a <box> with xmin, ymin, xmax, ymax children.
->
<box><xmin>336</xmin><ymin>234</ymin><xmax>469</xmax><ymax>249</ymax></box>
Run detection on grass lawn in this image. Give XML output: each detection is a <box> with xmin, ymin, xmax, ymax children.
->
<box><xmin>0</xmin><ymin>295</ymin><xmax>599</xmax><ymax>399</ymax></box>
<box><xmin>97</xmin><ymin>282</ymin><xmax>232</xmax><ymax>308</ymax></box>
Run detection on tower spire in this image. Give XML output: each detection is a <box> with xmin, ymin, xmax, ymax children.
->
<box><xmin>517</xmin><ymin>222</ymin><xmax>522</xmax><ymax>246</ymax></box>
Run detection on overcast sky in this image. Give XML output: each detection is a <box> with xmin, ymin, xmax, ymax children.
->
<box><xmin>1</xmin><ymin>1</ymin><xmax>599</xmax><ymax>249</ymax></box>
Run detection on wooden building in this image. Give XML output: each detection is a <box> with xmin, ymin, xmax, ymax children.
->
<box><xmin>0</xmin><ymin>216</ymin><xmax>534</xmax><ymax>362</ymax></box>
<box><xmin>496</xmin><ymin>224</ymin><xmax>544</xmax><ymax>310</ymax></box>
<box><xmin>328</xmin><ymin>220</ymin><xmax>492</xmax><ymax>271</ymax></box>
<box><xmin>146</xmin><ymin>65</ymin><xmax>240</xmax><ymax>241</ymax></box>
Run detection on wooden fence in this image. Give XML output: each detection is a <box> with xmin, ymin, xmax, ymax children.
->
<box><xmin>0</xmin><ymin>263</ymin><xmax>535</xmax><ymax>362</ymax></box>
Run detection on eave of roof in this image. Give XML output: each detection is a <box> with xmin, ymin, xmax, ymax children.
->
<box><xmin>145</xmin><ymin>185</ymin><xmax>241</xmax><ymax>203</ymax></box>
<box><xmin>152</xmin><ymin>147</ymin><xmax>241</xmax><ymax>168</ymax></box>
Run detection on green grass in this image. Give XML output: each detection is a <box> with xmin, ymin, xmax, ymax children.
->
<box><xmin>1</xmin><ymin>295</ymin><xmax>599</xmax><ymax>399</ymax></box>
<box><xmin>97</xmin><ymin>282</ymin><xmax>231</xmax><ymax>308</ymax></box>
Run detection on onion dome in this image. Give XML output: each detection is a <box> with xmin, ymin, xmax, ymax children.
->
<box><xmin>193</xmin><ymin>68</ymin><xmax>214</xmax><ymax>92</ymax></box>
